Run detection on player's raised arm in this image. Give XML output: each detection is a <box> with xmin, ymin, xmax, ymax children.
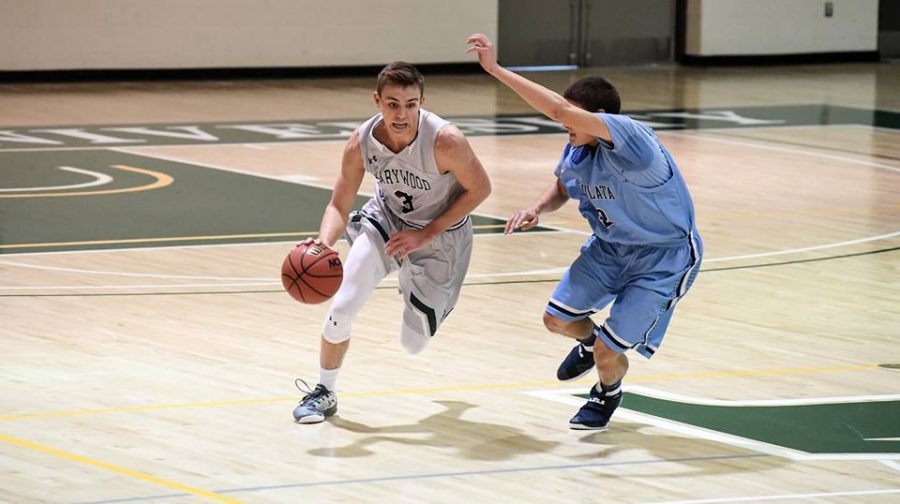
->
<box><xmin>466</xmin><ymin>33</ymin><xmax>613</xmax><ymax>145</ymax></box>
<box><xmin>318</xmin><ymin>129</ymin><xmax>366</xmax><ymax>248</ymax></box>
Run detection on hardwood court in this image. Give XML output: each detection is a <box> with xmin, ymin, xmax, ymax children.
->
<box><xmin>1</xmin><ymin>62</ymin><xmax>899</xmax><ymax>503</ymax></box>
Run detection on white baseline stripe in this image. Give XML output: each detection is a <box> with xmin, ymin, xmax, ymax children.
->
<box><xmin>524</xmin><ymin>388</ymin><xmax>812</xmax><ymax>459</ymax></box>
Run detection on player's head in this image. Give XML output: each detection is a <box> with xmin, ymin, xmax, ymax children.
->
<box><xmin>562</xmin><ymin>76</ymin><xmax>621</xmax><ymax>146</ymax></box>
<box><xmin>376</xmin><ymin>61</ymin><xmax>424</xmax><ymax>96</ymax></box>
<box><xmin>564</xmin><ymin>77</ymin><xmax>621</xmax><ymax>114</ymax></box>
<box><xmin>374</xmin><ymin>62</ymin><xmax>425</xmax><ymax>136</ymax></box>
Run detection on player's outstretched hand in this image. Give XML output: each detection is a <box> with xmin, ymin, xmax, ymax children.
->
<box><xmin>466</xmin><ymin>33</ymin><xmax>499</xmax><ymax>74</ymax></box>
<box><xmin>505</xmin><ymin>208</ymin><xmax>539</xmax><ymax>234</ymax></box>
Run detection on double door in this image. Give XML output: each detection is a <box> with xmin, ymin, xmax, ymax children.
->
<box><xmin>498</xmin><ymin>0</ymin><xmax>677</xmax><ymax>67</ymax></box>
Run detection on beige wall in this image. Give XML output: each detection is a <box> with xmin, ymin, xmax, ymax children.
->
<box><xmin>0</xmin><ymin>0</ymin><xmax>498</xmax><ymax>71</ymax></box>
<box><xmin>686</xmin><ymin>0</ymin><xmax>878</xmax><ymax>56</ymax></box>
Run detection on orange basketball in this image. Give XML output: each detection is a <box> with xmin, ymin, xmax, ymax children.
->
<box><xmin>281</xmin><ymin>243</ymin><xmax>343</xmax><ymax>304</ymax></box>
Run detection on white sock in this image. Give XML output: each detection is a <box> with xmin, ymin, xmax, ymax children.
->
<box><xmin>319</xmin><ymin>367</ymin><xmax>340</xmax><ymax>392</ymax></box>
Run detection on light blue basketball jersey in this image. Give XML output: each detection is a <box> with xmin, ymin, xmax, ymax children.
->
<box><xmin>554</xmin><ymin>113</ymin><xmax>698</xmax><ymax>246</ymax></box>
<box><xmin>547</xmin><ymin>113</ymin><xmax>703</xmax><ymax>358</ymax></box>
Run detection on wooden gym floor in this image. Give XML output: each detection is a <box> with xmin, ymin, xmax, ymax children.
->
<box><xmin>1</xmin><ymin>61</ymin><xmax>899</xmax><ymax>503</ymax></box>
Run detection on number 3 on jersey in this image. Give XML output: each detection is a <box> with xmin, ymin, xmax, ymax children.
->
<box><xmin>394</xmin><ymin>190</ymin><xmax>415</xmax><ymax>213</ymax></box>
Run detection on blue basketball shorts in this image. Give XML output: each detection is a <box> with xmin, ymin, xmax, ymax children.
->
<box><xmin>546</xmin><ymin>233</ymin><xmax>702</xmax><ymax>359</ymax></box>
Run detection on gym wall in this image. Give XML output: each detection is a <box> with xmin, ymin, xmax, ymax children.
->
<box><xmin>685</xmin><ymin>0</ymin><xmax>878</xmax><ymax>57</ymax></box>
<box><xmin>0</xmin><ymin>0</ymin><xmax>498</xmax><ymax>71</ymax></box>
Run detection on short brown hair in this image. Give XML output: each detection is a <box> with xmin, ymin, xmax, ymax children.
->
<box><xmin>563</xmin><ymin>77</ymin><xmax>621</xmax><ymax>114</ymax></box>
<box><xmin>376</xmin><ymin>61</ymin><xmax>425</xmax><ymax>96</ymax></box>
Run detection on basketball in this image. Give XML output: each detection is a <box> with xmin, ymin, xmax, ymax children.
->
<box><xmin>281</xmin><ymin>243</ymin><xmax>343</xmax><ymax>304</ymax></box>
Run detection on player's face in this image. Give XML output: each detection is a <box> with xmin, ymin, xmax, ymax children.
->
<box><xmin>563</xmin><ymin>99</ymin><xmax>600</xmax><ymax>147</ymax></box>
<box><xmin>563</xmin><ymin>124</ymin><xmax>596</xmax><ymax>147</ymax></box>
<box><xmin>374</xmin><ymin>84</ymin><xmax>424</xmax><ymax>137</ymax></box>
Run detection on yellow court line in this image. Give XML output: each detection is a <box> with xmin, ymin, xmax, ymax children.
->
<box><xmin>0</xmin><ymin>164</ymin><xmax>172</xmax><ymax>198</ymax></box>
<box><xmin>0</xmin><ymin>224</ymin><xmax>509</xmax><ymax>250</ymax></box>
<box><xmin>0</xmin><ymin>433</ymin><xmax>243</xmax><ymax>503</ymax></box>
<box><xmin>1</xmin><ymin>364</ymin><xmax>880</xmax><ymax>421</ymax></box>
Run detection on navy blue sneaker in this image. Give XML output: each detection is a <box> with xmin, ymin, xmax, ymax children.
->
<box><xmin>557</xmin><ymin>342</ymin><xmax>595</xmax><ymax>381</ymax></box>
<box><xmin>569</xmin><ymin>383</ymin><xmax>622</xmax><ymax>430</ymax></box>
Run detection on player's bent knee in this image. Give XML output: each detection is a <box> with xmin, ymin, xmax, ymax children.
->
<box><xmin>321</xmin><ymin>310</ymin><xmax>352</xmax><ymax>344</ymax></box>
<box><xmin>542</xmin><ymin>312</ymin><xmax>569</xmax><ymax>333</ymax></box>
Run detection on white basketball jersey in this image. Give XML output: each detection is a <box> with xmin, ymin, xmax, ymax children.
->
<box><xmin>357</xmin><ymin>109</ymin><xmax>465</xmax><ymax>228</ymax></box>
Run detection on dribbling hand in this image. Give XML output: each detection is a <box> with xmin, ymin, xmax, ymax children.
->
<box><xmin>297</xmin><ymin>236</ymin><xmax>325</xmax><ymax>248</ymax></box>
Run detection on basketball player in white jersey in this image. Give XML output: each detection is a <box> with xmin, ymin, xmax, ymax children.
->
<box><xmin>292</xmin><ymin>62</ymin><xmax>492</xmax><ymax>423</ymax></box>
<box><xmin>468</xmin><ymin>34</ymin><xmax>702</xmax><ymax>430</ymax></box>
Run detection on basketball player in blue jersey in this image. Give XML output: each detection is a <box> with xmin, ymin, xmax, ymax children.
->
<box><xmin>468</xmin><ymin>34</ymin><xmax>702</xmax><ymax>430</ymax></box>
<box><xmin>292</xmin><ymin>62</ymin><xmax>491</xmax><ymax>423</ymax></box>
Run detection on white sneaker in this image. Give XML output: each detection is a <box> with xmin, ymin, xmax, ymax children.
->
<box><xmin>292</xmin><ymin>379</ymin><xmax>337</xmax><ymax>424</ymax></box>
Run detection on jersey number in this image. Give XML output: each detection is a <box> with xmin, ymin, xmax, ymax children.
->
<box><xmin>597</xmin><ymin>209</ymin><xmax>615</xmax><ymax>228</ymax></box>
<box><xmin>395</xmin><ymin>190</ymin><xmax>415</xmax><ymax>213</ymax></box>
